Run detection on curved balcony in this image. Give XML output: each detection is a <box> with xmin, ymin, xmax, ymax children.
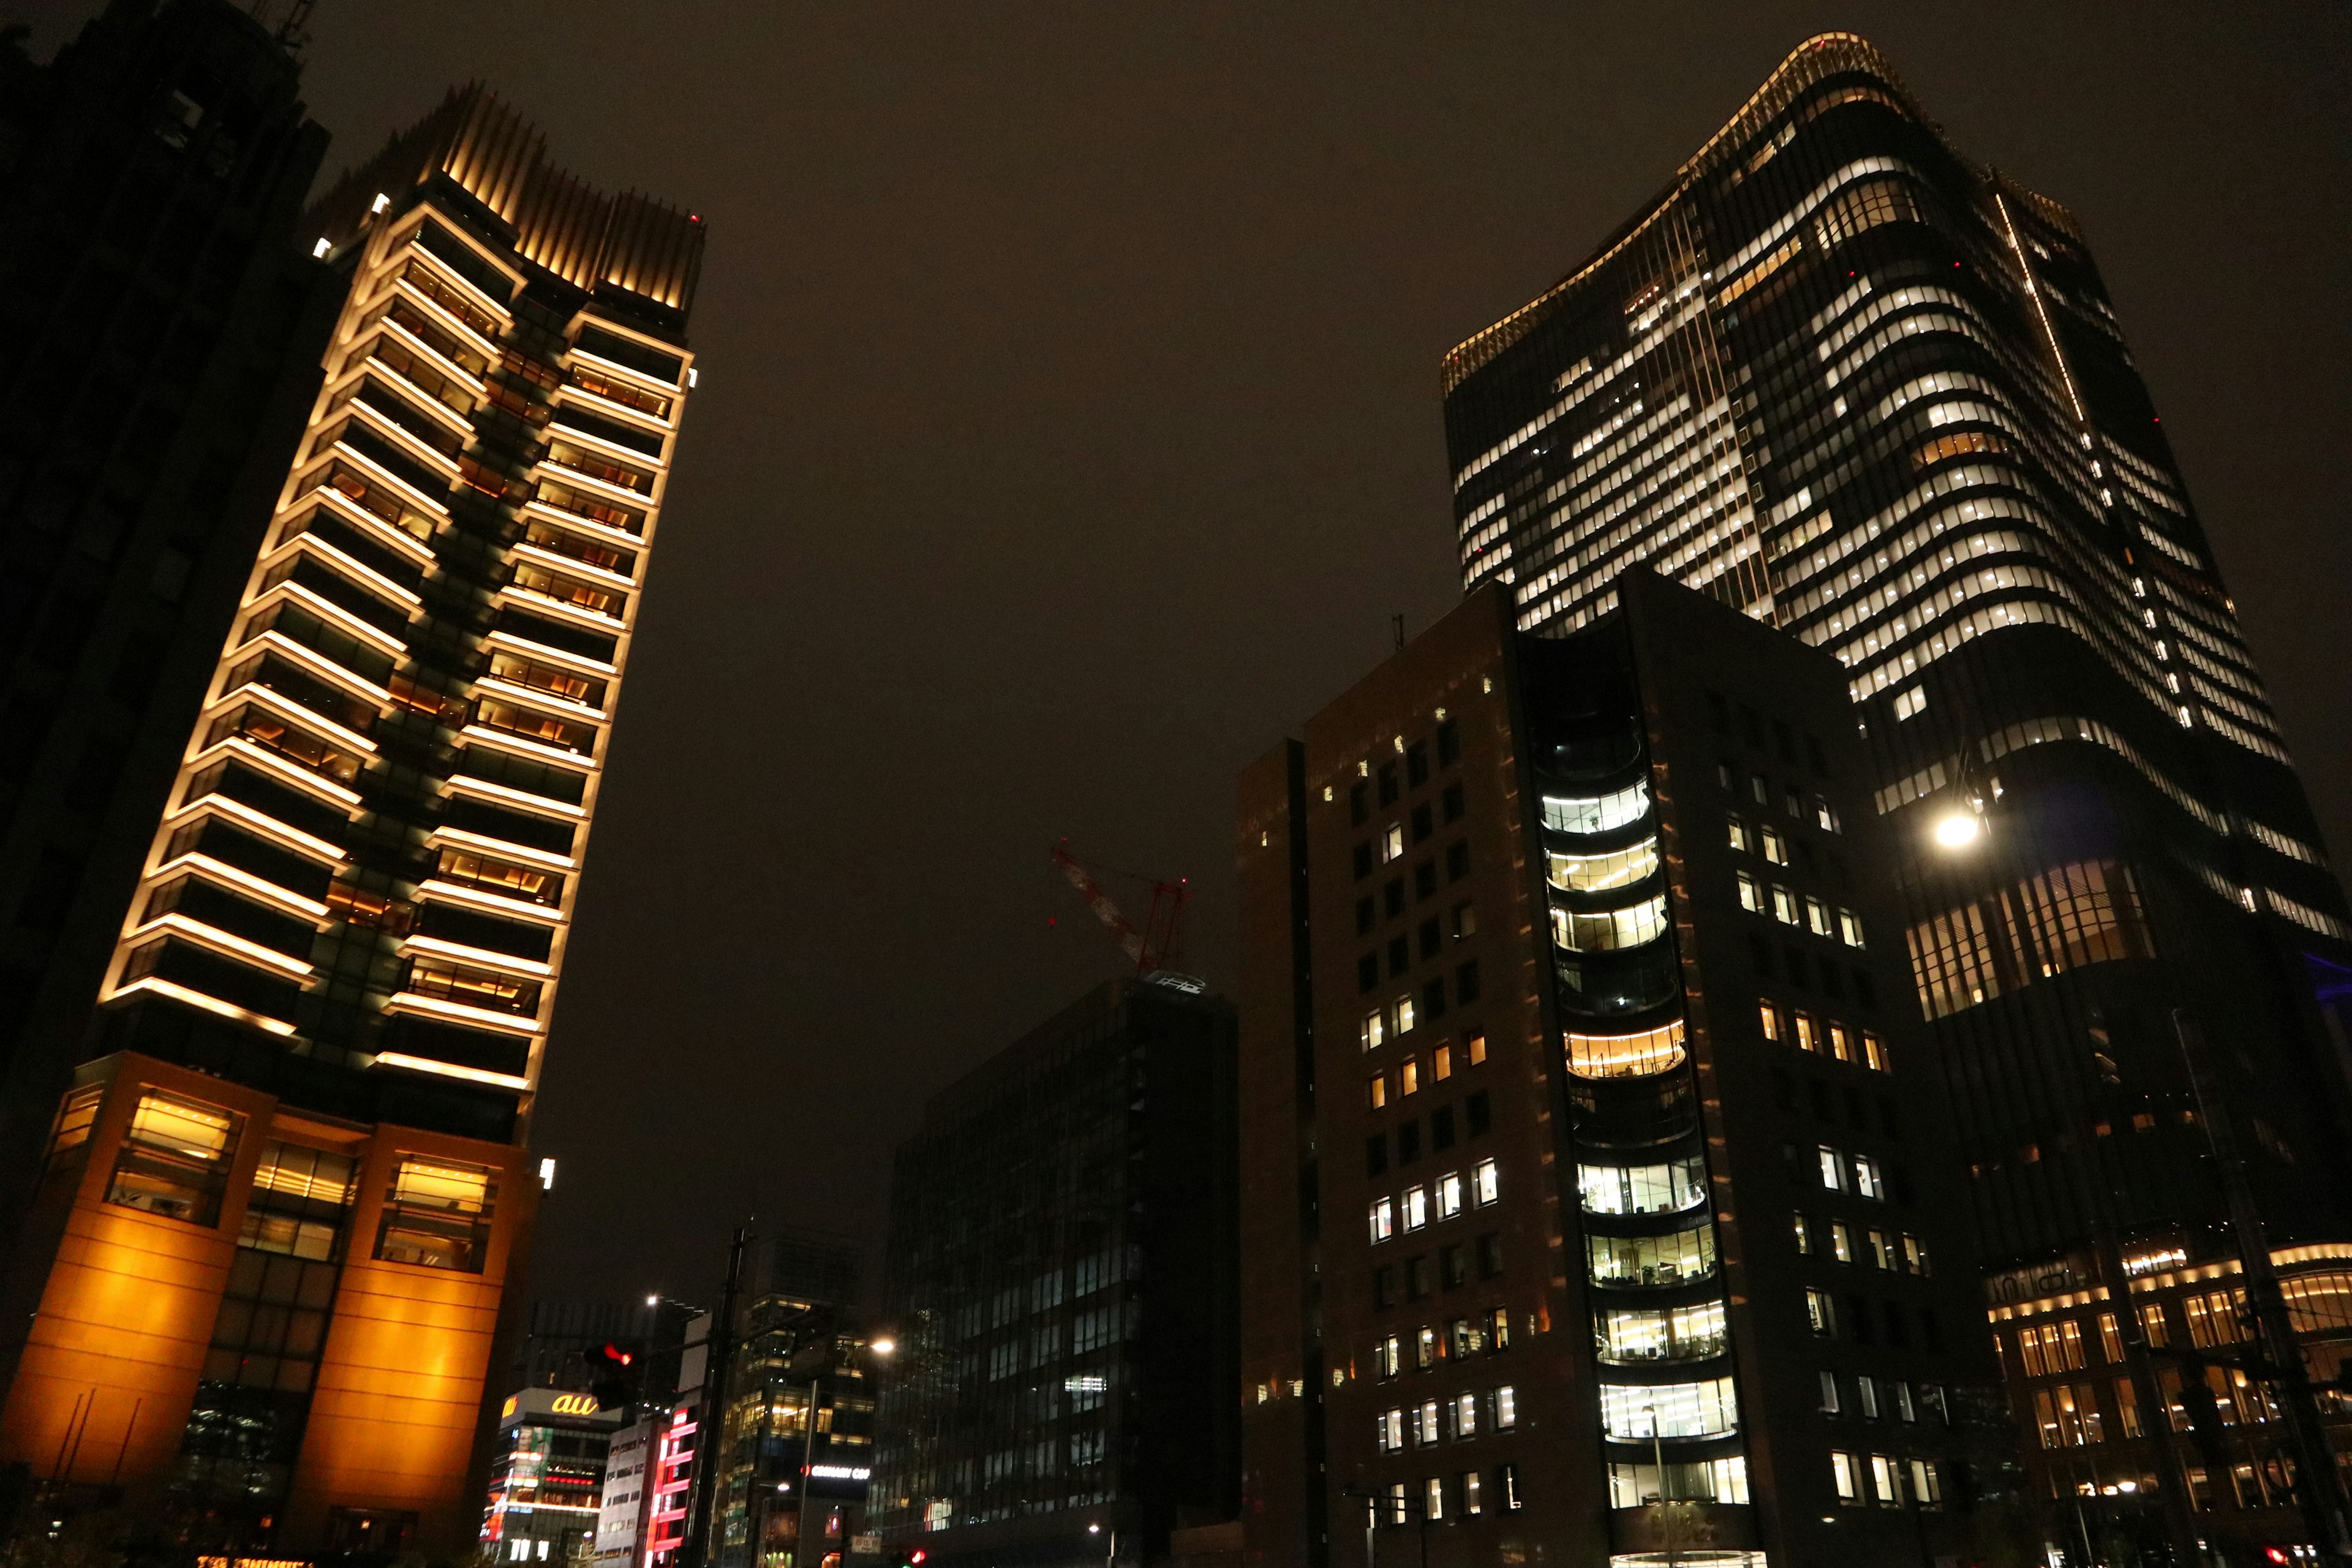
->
<box><xmin>1578</xmin><ymin>1155</ymin><xmax>1706</xmax><ymax>1216</ymax></box>
<box><xmin>1587</xmin><ymin>1220</ymin><xmax>1717</xmax><ymax>1291</ymax></box>
<box><xmin>1598</xmin><ymin>1374</ymin><xmax>1740</xmax><ymax>1442</ymax></box>
<box><xmin>1594</xmin><ymin>1298</ymin><xmax>1731</xmax><ymax>1366</ymax></box>
<box><xmin>1540</xmin><ymin>777</ymin><xmax>1651</xmax><ymax>837</ymax></box>
<box><xmin>1556</xmin><ymin>941</ymin><xmax>1681</xmax><ymax>1018</ymax></box>
<box><xmin>1570</xmin><ymin>1076</ymin><xmax>1700</xmax><ymax>1150</ymax></box>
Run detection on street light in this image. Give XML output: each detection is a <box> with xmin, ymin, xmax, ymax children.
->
<box><xmin>869</xmin><ymin>1338</ymin><xmax>895</xmax><ymax>1357</ymax></box>
<box><xmin>1931</xmin><ymin>805</ymin><xmax>1983</xmax><ymax>849</ymax></box>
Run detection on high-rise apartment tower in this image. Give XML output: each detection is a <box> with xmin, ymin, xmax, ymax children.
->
<box><xmin>1438</xmin><ymin>31</ymin><xmax>2352</xmax><ymax>1559</ymax></box>
<box><xmin>0</xmin><ymin>84</ymin><xmax>701</xmax><ymax>1556</ymax></box>
<box><xmin>1238</xmin><ymin>576</ymin><xmax>2013</xmax><ymax>1568</ymax></box>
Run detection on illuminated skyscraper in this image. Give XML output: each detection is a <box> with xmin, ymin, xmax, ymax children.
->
<box><xmin>0</xmin><ymin>81</ymin><xmax>701</xmax><ymax>1557</ymax></box>
<box><xmin>1438</xmin><ymin>32</ymin><xmax>2352</xmax><ymax>1559</ymax></box>
<box><xmin>1237</xmin><ymin>576</ymin><xmax>2010</xmax><ymax>1568</ymax></box>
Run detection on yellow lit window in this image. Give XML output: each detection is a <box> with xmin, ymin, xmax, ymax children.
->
<box><xmin>1432</xmin><ymin>1044</ymin><xmax>1453</xmax><ymax>1081</ymax></box>
<box><xmin>1466</xmin><ymin>1032</ymin><xmax>1487</xmax><ymax>1066</ymax></box>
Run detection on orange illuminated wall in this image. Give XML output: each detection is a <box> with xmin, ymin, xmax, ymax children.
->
<box><xmin>0</xmin><ymin>1057</ymin><xmax>265</xmax><ymax>1508</ymax></box>
<box><xmin>0</xmin><ymin>1053</ymin><xmax>535</xmax><ymax>1554</ymax></box>
<box><xmin>281</xmin><ymin>1129</ymin><xmax>534</xmax><ymax>1548</ymax></box>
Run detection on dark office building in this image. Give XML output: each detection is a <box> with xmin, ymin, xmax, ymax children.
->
<box><xmin>872</xmin><ymin>978</ymin><xmax>1240</xmax><ymax>1568</ymax></box>
<box><xmin>1237</xmin><ymin>575</ymin><xmax>2014</xmax><ymax>1567</ymax></box>
<box><xmin>0</xmin><ymin>77</ymin><xmax>702</xmax><ymax>1556</ymax></box>
<box><xmin>0</xmin><ymin>0</ymin><xmax>338</xmax><ymax>1267</ymax></box>
<box><xmin>1437</xmin><ymin>32</ymin><xmax>2352</xmax><ymax>1558</ymax></box>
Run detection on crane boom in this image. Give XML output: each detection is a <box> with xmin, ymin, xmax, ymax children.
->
<box><xmin>1050</xmin><ymin>845</ymin><xmax>1146</xmax><ymax>968</ymax></box>
<box><xmin>1050</xmin><ymin>842</ymin><xmax>1190</xmax><ymax>975</ymax></box>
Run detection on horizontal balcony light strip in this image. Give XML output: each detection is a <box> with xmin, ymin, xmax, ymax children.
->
<box><xmin>496</xmin><ymin>586</ymin><xmax>629</xmax><ymax>636</ymax></box>
<box><xmin>429</xmin><ymin>824</ymin><xmax>577</xmax><ymax>872</ymax></box>
<box><xmin>414</xmin><ymin>880</ymin><xmax>568</xmax><ymax>926</ymax></box>
<box><xmin>383</xmin><ymin>991</ymin><xmax>543</xmax><ymax>1036</ymax></box>
<box><xmin>329</xmin><ymin>434</ymin><xmax>454</xmax><ymax>518</ymax></box>
<box><xmin>269</xmin><ymin>526</ymin><xmax>426</xmax><ymax>608</ymax></box>
<box><xmin>259</xmin><ymin>578</ymin><xmax>412</xmax><ymax>660</ymax></box>
<box><xmin>565</xmin><ymin>345</ymin><xmax>684</xmax><ymax>397</ymax></box>
<box><xmin>399</xmin><ymin>933</ymin><xmax>554</xmax><ymax>978</ymax></box>
<box><xmin>108</xmin><ymin>975</ymin><xmax>298</xmax><ymax>1037</ymax></box>
<box><xmin>374</xmin><ymin>314</ymin><xmax>490</xmax><ymax>394</ymax></box>
<box><xmin>481</xmin><ymin>630</ymin><xmax>617</xmax><ymax>677</ymax></box>
<box><xmin>369</xmin><ymin>1050</ymin><xmax>532</xmax><ymax>1091</ymax></box>
<box><xmin>456</xmin><ymin>723</ymin><xmax>598</xmax><ymax>771</ymax></box>
<box><xmin>200</xmin><ymin>737</ymin><xmax>365</xmax><ymax>809</ymax></box>
<box><xmin>300</xmin><ymin>483</ymin><xmax>443</xmax><ymax>564</ymax></box>
<box><xmin>344</xmin><ymin>399</ymin><xmax>462</xmax><ymax>477</ymax></box>
<box><xmin>166</xmin><ymin>794</ymin><xmax>347</xmax><ymax>865</ymax></box>
<box><xmin>134</xmin><ymin>912</ymin><xmax>316</xmax><ymax>979</ymax></box>
<box><xmin>206</xmin><ymin>682</ymin><xmax>378</xmax><ymax>758</ymax></box>
<box><xmin>236</xmin><ymin>627</ymin><xmax>395</xmax><ymax>708</ymax></box>
<box><xmin>440</xmin><ymin>774</ymin><xmax>588</xmax><ymax>820</ymax></box>
<box><xmin>474</xmin><ymin>676</ymin><xmax>608</xmax><ymax>723</ymax></box>
<box><xmin>143</xmin><ymin>851</ymin><xmax>329</xmax><ymax>919</ymax></box>
<box><xmin>509</xmin><ymin>541</ymin><xmax>638</xmax><ymax>592</ymax></box>
<box><xmin>557</xmin><ymin>385</ymin><xmax>677</xmax><ymax>432</ymax></box>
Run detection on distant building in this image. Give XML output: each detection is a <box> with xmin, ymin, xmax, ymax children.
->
<box><xmin>0</xmin><ymin>62</ymin><xmax>703</xmax><ymax>1557</ymax></box>
<box><xmin>872</xmin><ymin>978</ymin><xmax>1240</xmax><ymax>1567</ymax></box>
<box><xmin>706</xmin><ymin>1230</ymin><xmax>873</xmax><ymax>1568</ymax></box>
<box><xmin>1236</xmin><ymin>577</ymin><xmax>2013</xmax><ymax>1566</ymax></box>
<box><xmin>481</xmin><ymin>1385</ymin><xmax>627</xmax><ymax>1564</ymax></box>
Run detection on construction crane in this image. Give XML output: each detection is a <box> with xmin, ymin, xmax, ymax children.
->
<box><xmin>1050</xmin><ymin>842</ymin><xmax>1191</xmax><ymax>978</ymax></box>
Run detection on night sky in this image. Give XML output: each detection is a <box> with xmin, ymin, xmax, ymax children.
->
<box><xmin>24</xmin><ymin>2</ymin><xmax>2351</xmax><ymax>1313</ymax></box>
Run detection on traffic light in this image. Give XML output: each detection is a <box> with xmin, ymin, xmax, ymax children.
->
<box><xmin>586</xmin><ymin>1340</ymin><xmax>639</xmax><ymax>1409</ymax></box>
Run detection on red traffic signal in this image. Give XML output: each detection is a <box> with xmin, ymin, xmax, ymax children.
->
<box><xmin>590</xmin><ymin>1341</ymin><xmax>635</xmax><ymax>1368</ymax></box>
<box><xmin>911</xmin><ymin>1555</ymin><xmax>926</xmax><ymax>1565</ymax></box>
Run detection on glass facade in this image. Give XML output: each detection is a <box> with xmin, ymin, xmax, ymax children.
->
<box><xmin>1439</xmin><ymin>31</ymin><xmax>2352</xmax><ymax>1555</ymax></box>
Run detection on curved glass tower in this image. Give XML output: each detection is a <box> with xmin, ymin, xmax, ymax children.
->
<box><xmin>1439</xmin><ymin>31</ymin><xmax>2352</xmax><ymax>1560</ymax></box>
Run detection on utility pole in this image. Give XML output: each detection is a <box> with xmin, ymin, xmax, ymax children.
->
<box><xmin>682</xmin><ymin>1225</ymin><xmax>752</xmax><ymax>1568</ymax></box>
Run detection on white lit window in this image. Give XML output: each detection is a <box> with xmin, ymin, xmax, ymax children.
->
<box><xmin>1362</xmin><ymin>1010</ymin><xmax>1385</xmax><ymax>1051</ymax></box>
<box><xmin>1818</xmin><ymin>1147</ymin><xmax>1846</xmax><ymax>1191</ymax></box>
<box><xmin>1369</xmin><ymin>1197</ymin><xmax>1394</xmax><ymax>1243</ymax></box>
<box><xmin>1760</xmin><ymin>826</ymin><xmax>1787</xmax><ymax>865</ymax></box>
<box><xmin>1838</xmin><ymin>908</ymin><xmax>1866</xmax><ymax>948</ymax></box>
<box><xmin>1736</xmin><ymin>871</ymin><xmax>1763</xmax><ymax>912</ymax></box>
<box><xmin>1856</xmin><ymin>1375</ymin><xmax>1879</xmax><ymax>1419</ymax></box>
<box><xmin>1830</xmin><ymin>1221</ymin><xmax>1852</xmax><ymax>1262</ymax></box>
<box><xmin>1402</xmin><ymin>1186</ymin><xmax>1428</xmax><ymax>1231</ymax></box>
<box><xmin>1454</xmin><ymin>1392</ymin><xmax>1477</xmax><ymax>1438</ymax></box>
<box><xmin>1819</xmin><ymin>1370</ymin><xmax>1841</xmax><ymax>1414</ymax></box>
<box><xmin>1727</xmin><ymin>816</ymin><xmax>1750</xmax><ymax>853</ymax></box>
<box><xmin>1417</xmin><ymin>1400</ymin><xmax>1441</xmax><ymax>1446</ymax></box>
<box><xmin>1792</xmin><ymin>1212</ymin><xmax>1812</xmax><ymax>1256</ymax></box>
<box><xmin>1853</xmin><ymin>1155</ymin><xmax>1886</xmax><ymax>1200</ymax></box>
<box><xmin>1831</xmin><ymin>1452</ymin><xmax>1861</xmax><ymax>1505</ymax></box>
<box><xmin>1893</xmin><ymin>687</ymin><xmax>1927</xmax><ymax>722</ymax></box>
<box><xmin>1395</xmin><ymin>994</ymin><xmax>1417</xmax><ymax>1035</ymax></box>
<box><xmin>1869</xmin><ymin>1453</ymin><xmax>1905</xmax><ymax>1506</ymax></box>
<box><xmin>1493</xmin><ymin>1385</ymin><xmax>1517</xmax><ymax>1429</ymax></box>
<box><xmin>1771</xmin><ymin>885</ymin><xmax>1800</xmax><ymax>925</ymax></box>
<box><xmin>1909</xmin><ymin>1458</ymin><xmax>1942</xmax><ymax>1504</ymax></box>
<box><xmin>1379</xmin><ymin>1335</ymin><xmax>1401</xmax><ymax>1376</ymax></box>
<box><xmin>1805</xmin><ymin>895</ymin><xmax>1834</xmax><ymax>937</ymax></box>
<box><xmin>1379</xmin><ymin>1408</ymin><xmax>1404</xmax><ymax>1452</ymax></box>
<box><xmin>1815</xmin><ymin>797</ymin><xmax>1841</xmax><ymax>832</ymax></box>
<box><xmin>1893</xmin><ymin>1381</ymin><xmax>1917</xmax><ymax>1422</ymax></box>
<box><xmin>1463</xmin><ymin>1471</ymin><xmax>1483</xmax><ymax>1514</ymax></box>
<box><xmin>1383</xmin><ymin>824</ymin><xmax>1405</xmax><ymax>862</ymax></box>
<box><xmin>1425</xmin><ymin>1476</ymin><xmax>1446</xmax><ymax>1520</ymax></box>
<box><xmin>1474</xmin><ymin>1158</ymin><xmax>1499</xmax><ymax>1205</ymax></box>
<box><xmin>1437</xmin><ymin>1172</ymin><xmax>1463</xmax><ymax>1219</ymax></box>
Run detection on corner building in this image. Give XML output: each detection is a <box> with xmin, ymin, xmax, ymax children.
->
<box><xmin>0</xmin><ymin>86</ymin><xmax>700</xmax><ymax>1556</ymax></box>
<box><xmin>1439</xmin><ymin>33</ymin><xmax>2352</xmax><ymax>1555</ymax></box>
<box><xmin>1237</xmin><ymin>576</ymin><xmax>2013</xmax><ymax>1568</ymax></box>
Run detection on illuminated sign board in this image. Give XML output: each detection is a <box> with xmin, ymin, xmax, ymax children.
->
<box><xmin>803</xmin><ymin>1461</ymin><xmax>873</xmax><ymax>1500</ymax></box>
<box><xmin>501</xmin><ymin>1387</ymin><xmax>625</xmax><ymax>1428</ymax></box>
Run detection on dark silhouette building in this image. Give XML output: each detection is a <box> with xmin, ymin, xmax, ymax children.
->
<box><xmin>1238</xmin><ymin>576</ymin><xmax>2016</xmax><ymax>1567</ymax></box>
<box><xmin>872</xmin><ymin>977</ymin><xmax>1240</xmax><ymax>1568</ymax></box>
<box><xmin>0</xmin><ymin>0</ymin><xmax>337</xmax><ymax>1279</ymax></box>
<box><xmin>1436</xmin><ymin>32</ymin><xmax>2352</xmax><ymax>1561</ymax></box>
<box><xmin>0</xmin><ymin>65</ymin><xmax>704</xmax><ymax>1558</ymax></box>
